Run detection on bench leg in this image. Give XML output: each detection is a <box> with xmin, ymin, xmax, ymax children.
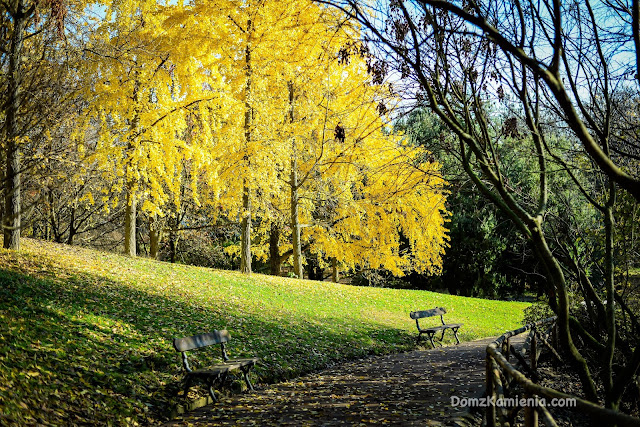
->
<box><xmin>416</xmin><ymin>332</ymin><xmax>422</xmax><ymax>344</ymax></box>
<box><xmin>207</xmin><ymin>371</ymin><xmax>228</xmax><ymax>403</ymax></box>
<box><xmin>241</xmin><ymin>366</ymin><xmax>255</xmax><ymax>391</ymax></box>
<box><xmin>182</xmin><ymin>375</ymin><xmax>193</xmax><ymax>400</ymax></box>
<box><xmin>205</xmin><ymin>375</ymin><xmax>218</xmax><ymax>403</ymax></box>
<box><xmin>439</xmin><ymin>329</ymin><xmax>446</xmax><ymax>342</ymax></box>
<box><xmin>428</xmin><ymin>332</ymin><xmax>436</xmax><ymax>349</ymax></box>
<box><xmin>207</xmin><ymin>381</ymin><xmax>218</xmax><ymax>403</ymax></box>
<box><xmin>452</xmin><ymin>327</ymin><xmax>461</xmax><ymax>344</ymax></box>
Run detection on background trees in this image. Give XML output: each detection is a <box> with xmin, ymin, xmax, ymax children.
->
<box><xmin>1</xmin><ymin>0</ymin><xmax>89</xmax><ymax>250</ymax></box>
<box><xmin>395</xmin><ymin>108</ymin><xmax>539</xmax><ymax>298</ymax></box>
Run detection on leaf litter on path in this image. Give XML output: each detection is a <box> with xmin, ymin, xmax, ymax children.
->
<box><xmin>166</xmin><ymin>337</ymin><xmax>524</xmax><ymax>426</ymax></box>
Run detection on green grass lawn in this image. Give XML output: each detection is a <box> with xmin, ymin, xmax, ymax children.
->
<box><xmin>0</xmin><ymin>239</ymin><xmax>529</xmax><ymax>425</ymax></box>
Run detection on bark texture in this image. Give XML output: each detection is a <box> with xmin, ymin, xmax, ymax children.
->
<box><xmin>3</xmin><ymin>6</ymin><xmax>27</xmax><ymax>250</ymax></box>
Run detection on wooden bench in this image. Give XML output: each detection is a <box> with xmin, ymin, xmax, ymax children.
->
<box><xmin>173</xmin><ymin>330</ymin><xmax>258</xmax><ymax>402</ymax></box>
<box><xmin>409</xmin><ymin>307</ymin><xmax>463</xmax><ymax>348</ymax></box>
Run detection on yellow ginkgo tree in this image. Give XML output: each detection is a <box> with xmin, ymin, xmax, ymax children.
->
<box><xmin>224</xmin><ymin>5</ymin><xmax>451</xmax><ymax>279</ymax></box>
<box><xmin>163</xmin><ymin>0</ymin><xmax>347</xmax><ymax>272</ymax></box>
<box><xmin>282</xmin><ymin>54</ymin><xmax>450</xmax><ymax>280</ymax></box>
<box><xmin>78</xmin><ymin>0</ymin><xmax>449</xmax><ymax>278</ymax></box>
<box><xmin>82</xmin><ymin>0</ymin><xmax>226</xmax><ymax>256</ymax></box>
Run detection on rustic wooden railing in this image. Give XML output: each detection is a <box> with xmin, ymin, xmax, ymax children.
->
<box><xmin>485</xmin><ymin>317</ymin><xmax>640</xmax><ymax>427</ymax></box>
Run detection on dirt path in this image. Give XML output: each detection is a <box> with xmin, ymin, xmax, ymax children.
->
<box><xmin>166</xmin><ymin>337</ymin><xmax>523</xmax><ymax>426</ymax></box>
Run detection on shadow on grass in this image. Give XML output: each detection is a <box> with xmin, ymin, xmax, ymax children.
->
<box><xmin>0</xmin><ymin>260</ymin><xmax>414</xmax><ymax>425</ymax></box>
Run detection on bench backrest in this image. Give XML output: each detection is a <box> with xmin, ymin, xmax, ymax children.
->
<box><xmin>173</xmin><ymin>330</ymin><xmax>231</xmax><ymax>372</ymax></box>
<box><xmin>410</xmin><ymin>307</ymin><xmax>447</xmax><ymax>319</ymax></box>
<box><xmin>173</xmin><ymin>330</ymin><xmax>230</xmax><ymax>352</ymax></box>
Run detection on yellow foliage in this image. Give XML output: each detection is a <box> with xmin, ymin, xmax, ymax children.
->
<box><xmin>79</xmin><ymin>0</ymin><xmax>448</xmax><ymax>274</ymax></box>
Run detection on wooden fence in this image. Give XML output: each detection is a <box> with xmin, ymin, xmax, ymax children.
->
<box><xmin>485</xmin><ymin>317</ymin><xmax>640</xmax><ymax>426</ymax></box>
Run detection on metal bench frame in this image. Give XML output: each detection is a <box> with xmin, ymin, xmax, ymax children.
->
<box><xmin>410</xmin><ymin>307</ymin><xmax>463</xmax><ymax>348</ymax></box>
<box><xmin>173</xmin><ymin>330</ymin><xmax>258</xmax><ymax>402</ymax></box>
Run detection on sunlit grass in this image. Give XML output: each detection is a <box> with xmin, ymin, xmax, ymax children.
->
<box><xmin>0</xmin><ymin>238</ymin><xmax>529</xmax><ymax>424</ymax></box>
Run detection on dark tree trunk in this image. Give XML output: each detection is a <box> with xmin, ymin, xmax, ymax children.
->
<box><xmin>240</xmin><ymin>184</ymin><xmax>252</xmax><ymax>273</ymax></box>
<box><xmin>288</xmin><ymin>82</ymin><xmax>303</xmax><ymax>279</ymax></box>
<box><xmin>67</xmin><ymin>207</ymin><xmax>76</xmax><ymax>245</ymax></box>
<box><xmin>3</xmin><ymin>8</ymin><xmax>27</xmax><ymax>250</ymax></box>
<box><xmin>290</xmin><ymin>159</ymin><xmax>302</xmax><ymax>278</ymax></box>
<box><xmin>269</xmin><ymin>223</ymin><xmax>281</xmax><ymax>276</ymax></box>
<box><xmin>123</xmin><ymin>78</ymin><xmax>141</xmax><ymax>257</ymax></box>
<box><xmin>135</xmin><ymin>213</ymin><xmax>143</xmax><ymax>255</ymax></box>
<box><xmin>167</xmin><ymin>215</ymin><xmax>176</xmax><ymax>263</ymax></box>
<box><xmin>149</xmin><ymin>216</ymin><xmax>160</xmax><ymax>260</ymax></box>
<box><xmin>331</xmin><ymin>257</ymin><xmax>339</xmax><ymax>283</ymax></box>
<box><xmin>169</xmin><ymin>230</ymin><xmax>176</xmax><ymax>263</ymax></box>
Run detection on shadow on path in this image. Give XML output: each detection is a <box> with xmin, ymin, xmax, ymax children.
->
<box><xmin>166</xmin><ymin>337</ymin><xmax>524</xmax><ymax>426</ymax></box>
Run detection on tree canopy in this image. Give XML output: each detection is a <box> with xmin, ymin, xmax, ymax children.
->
<box><xmin>1</xmin><ymin>0</ymin><xmax>449</xmax><ymax>282</ymax></box>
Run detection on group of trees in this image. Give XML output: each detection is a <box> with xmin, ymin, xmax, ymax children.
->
<box><xmin>320</xmin><ymin>0</ymin><xmax>640</xmax><ymax>413</ymax></box>
<box><xmin>4</xmin><ymin>0</ymin><xmax>640</xmax><ymax>415</ymax></box>
<box><xmin>1</xmin><ymin>0</ymin><xmax>449</xmax><ymax>281</ymax></box>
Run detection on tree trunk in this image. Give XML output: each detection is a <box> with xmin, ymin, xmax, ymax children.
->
<box><xmin>149</xmin><ymin>216</ymin><xmax>161</xmax><ymax>260</ymax></box>
<box><xmin>169</xmin><ymin>220</ymin><xmax>177</xmax><ymax>264</ymax></box>
<box><xmin>123</xmin><ymin>78</ymin><xmax>141</xmax><ymax>257</ymax></box>
<box><xmin>290</xmin><ymin>159</ymin><xmax>303</xmax><ymax>279</ymax></box>
<box><xmin>3</xmin><ymin>10</ymin><xmax>27</xmax><ymax>250</ymax></box>
<box><xmin>123</xmin><ymin>186</ymin><xmax>136</xmax><ymax>257</ymax></box>
<box><xmin>240</xmin><ymin>183</ymin><xmax>252</xmax><ymax>274</ymax></box>
<box><xmin>288</xmin><ymin>82</ymin><xmax>303</xmax><ymax>279</ymax></box>
<box><xmin>269</xmin><ymin>222</ymin><xmax>281</xmax><ymax>276</ymax></box>
<box><xmin>530</xmin><ymin>225</ymin><xmax>599</xmax><ymax>402</ymax></box>
<box><xmin>603</xmin><ymin>194</ymin><xmax>617</xmax><ymax>408</ymax></box>
<box><xmin>135</xmin><ymin>213</ymin><xmax>143</xmax><ymax>255</ymax></box>
<box><xmin>240</xmin><ymin>22</ymin><xmax>253</xmax><ymax>274</ymax></box>
<box><xmin>43</xmin><ymin>216</ymin><xmax>49</xmax><ymax>241</ymax></box>
<box><xmin>306</xmin><ymin>257</ymin><xmax>313</xmax><ymax>280</ymax></box>
<box><xmin>332</xmin><ymin>257</ymin><xmax>339</xmax><ymax>283</ymax></box>
<box><xmin>66</xmin><ymin>207</ymin><xmax>76</xmax><ymax>245</ymax></box>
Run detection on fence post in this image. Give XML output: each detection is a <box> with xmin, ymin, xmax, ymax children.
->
<box><xmin>523</xmin><ymin>392</ymin><xmax>538</xmax><ymax>427</ymax></box>
<box><xmin>501</xmin><ymin>338</ymin><xmax>510</xmax><ymax>397</ymax></box>
<box><xmin>486</xmin><ymin>353</ymin><xmax>496</xmax><ymax>427</ymax></box>
<box><xmin>530</xmin><ymin>328</ymin><xmax>537</xmax><ymax>375</ymax></box>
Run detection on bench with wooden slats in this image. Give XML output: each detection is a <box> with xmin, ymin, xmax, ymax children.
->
<box><xmin>173</xmin><ymin>330</ymin><xmax>258</xmax><ymax>402</ymax></box>
<box><xmin>409</xmin><ymin>307</ymin><xmax>463</xmax><ymax>348</ymax></box>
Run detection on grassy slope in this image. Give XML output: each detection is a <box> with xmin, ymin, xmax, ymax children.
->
<box><xmin>0</xmin><ymin>239</ymin><xmax>529</xmax><ymax>425</ymax></box>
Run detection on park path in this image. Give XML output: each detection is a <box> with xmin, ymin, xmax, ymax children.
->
<box><xmin>166</xmin><ymin>337</ymin><xmax>523</xmax><ymax>426</ymax></box>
